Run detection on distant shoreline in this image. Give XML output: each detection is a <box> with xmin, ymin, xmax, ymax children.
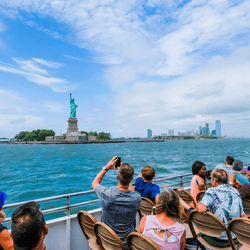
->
<box><xmin>1</xmin><ymin>139</ymin><xmax>165</xmax><ymax>144</ymax></box>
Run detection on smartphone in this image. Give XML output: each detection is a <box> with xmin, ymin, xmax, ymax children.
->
<box><xmin>152</xmin><ymin>206</ymin><xmax>156</xmax><ymax>215</ymax></box>
<box><xmin>115</xmin><ymin>157</ymin><xmax>121</xmax><ymax>168</ymax></box>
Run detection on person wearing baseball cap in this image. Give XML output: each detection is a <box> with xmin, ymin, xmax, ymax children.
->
<box><xmin>0</xmin><ymin>191</ymin><xmax>14</xmax><ymax>250</ymax></box>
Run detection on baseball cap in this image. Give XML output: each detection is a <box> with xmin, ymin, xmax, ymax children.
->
<box><xmin>0</xmin><ymin>191</ymin><xmax>7</xmax><ymax>207</ymax></box>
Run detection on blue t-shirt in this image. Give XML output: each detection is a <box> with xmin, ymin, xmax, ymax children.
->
<box><xmin>134</xmin><ymin>177</ymin><xmax>160</xmax><ymax>203</ymax></box>
<box><xmin>234</xmin><ymin>172</ymin><xmax>249</xmax><ymax>186</ymax></box>
<box><xmin>95</xmin><ymin>185</ymin><xmax>141</xmax><ymax>244</ymax></box>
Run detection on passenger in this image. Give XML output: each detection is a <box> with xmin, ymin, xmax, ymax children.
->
<box><xmin>0</xmin><ymin>191</ymin><xmax>14</xmax><ymax>250</ymax></box>
<box><xmin>205</xmin><ymin>169</ymin><xmax>212</xmax><ymax>187</ymax></box>
<box><xmin>11</xmin><ymin>201</ymin><xmax>48</xmax><ymax>250</ymax></box>
<box><xmin>137</xmin><ymin>189</ymin><xmax>186</xmax><ymax>250</ymax></box>
<box><xmin>215</xmin><ymin>155</ymin><xmax>234</xmax><ymax>175</ymax></box>
<box><xmin>190</xmin><ymin>161</ymin><xmax>206</xmax><ymax>203</ymax></box>
<box><xmin>92</xmin><ymin>156</ymin><xmax>141</xmax><ymax>245</ymax></box>
<box><xmin>238</xmin><ymin>183</ymin><xmax>250</xmax><ymax>199</ymax></box>
<box><xmin>232</xmin><ymin>160</ymin><xmax>249</xmax><ymax>186</ymax></box>
<box><xmin>196</xmin><ymin>169</ymin><xmax>247</xmax><ymax>247</ymax></box>
<box><xmin>134</xmin><ymin>166</ymin><xmax>160</xmax><ymax>203</ymax></box>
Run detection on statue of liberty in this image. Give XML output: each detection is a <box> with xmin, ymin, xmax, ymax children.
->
<box><xmin>69</xmin><ymin>93</ymin><xmax>78</xmax><ymax>118</ymax></box>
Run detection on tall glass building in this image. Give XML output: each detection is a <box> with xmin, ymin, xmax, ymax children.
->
<box><xmin>216</xmin><ymin>120</ymin><xmax>221</xmax><ymax>137</ymax></box>
<box><xmin>147</xmin><ymin>129</ymin><xmax>152</xmax><ymax>138</ymax></box>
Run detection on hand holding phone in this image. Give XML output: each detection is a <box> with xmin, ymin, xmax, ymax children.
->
<box><xmin>115</xmin><ymin>157</ymin><xmax>121</xmax><ymax>168</ymax></box>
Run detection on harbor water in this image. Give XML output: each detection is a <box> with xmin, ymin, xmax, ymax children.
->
<box><xmin>1</xmin><ymin>139</ymin><xmax>249</xmax><ymax>221</ymax></box>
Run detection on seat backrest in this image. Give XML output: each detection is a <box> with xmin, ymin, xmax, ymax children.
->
<box><xmin>173</xmin><ymin>187</ymin><xmax>195</xmax><ymax>206</ymax></box>
<box><xmin>77</xmin><ymin>210</ymin><xmax>97</xmax><ymax>239</ymax></box>
<box><xmin>94</xmin><ymin>222</ymin><xmax>125</xmax><ymax>250</ymax></box>
<box><xmin>139</xmin><ymin>197</ymin><xmax>155</xmax><ymax>217</ymax></box>
<box><xmin>196</xmin><ymin>190</ymin><xmax>206</xmax><ymax>203</ymax></box>
<box><xmin>127</xmin><ymin>232</ymin><xmax>161</xmax><ymax>250</ymax></box>
<box><xmin>188</xmin><ymin>210</ymin><xmax>235</xmax><ymax>248</ymax></box>
<box><xmin>228</xmin><ymin>218</ymin><xmax>250</xmax><ymax>247</ymax></box>
<box><xmin>242</xmin><ymin>199</ymin><xmax>250</xmax><ymax>217</ymax></box>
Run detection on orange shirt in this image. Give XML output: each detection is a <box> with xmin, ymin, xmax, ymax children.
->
<box><xmin>0</xmin><ymin>226</ymin><xmax>14</xmax><ymax>250</ymax></box>
<box><xmin>191</xmin><ymin>175</ymin><xmax>205</xmax><ymax>203</ymax></box>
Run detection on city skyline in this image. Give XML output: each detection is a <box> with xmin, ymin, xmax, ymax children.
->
<box><xmin>1</xmin><ymin>1</ymin><xmax>250</xmax><ymax>138</ymax></box>
<box><xmin>151</xmin><ymin>120</ymin><xmax>222</xmax><ymax>138</ymax></box>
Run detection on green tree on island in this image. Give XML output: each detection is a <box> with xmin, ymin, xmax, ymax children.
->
<box><xmin>98</xmin><ymin>132</ymin><xmax>111</xmax><ymax>140</ymax></box>
<box><xmin>15</xmin><ymin>129</ymin><xmax>55</xmax><ymax>141</ymax></box>
<box><xmin>88</xmin><ymin>131</ymin><xmax>98</xmax><ymax>136</ymax></box>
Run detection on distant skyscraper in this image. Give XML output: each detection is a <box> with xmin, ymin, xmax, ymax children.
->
<box><xmin>147</xmin><ymin>129</ymin><xmax>152</xmax><ymax>138</ymax></box>
<box><xmin>199</xmin><ymin>126</ymin><xmax>202</xmax><ymax>135</ymax></box>
<box><xmin>168</xmin><ymin>130</ymin><xmax>174</xmax><ymax>136</ymax></box>
<box><xmin>216</xmin><ymin>120</ymin><xmax>221</xmax><ymax>137</ymax></box>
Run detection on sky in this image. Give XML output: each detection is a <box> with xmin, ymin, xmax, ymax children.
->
<box><xmin>1</xmin><ymin>0</ymin><xmax>250</xmax><ymax>138</ymax></box>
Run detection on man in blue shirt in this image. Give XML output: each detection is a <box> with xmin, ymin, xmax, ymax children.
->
<box><xmin>233</xmin><ymin>160</ymin><xmax>249</xmax><ymax>186</ymax></box>
<box><xmin>134</xmin><ymin>166</ymin><xmax>160</xmax><ymax>203</ymax></box>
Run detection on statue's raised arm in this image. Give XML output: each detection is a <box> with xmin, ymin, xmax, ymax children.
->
<box><xmin>69</xmin><ymin>93</ymin><xmax>78</xmax><ymax>118</ymax></box>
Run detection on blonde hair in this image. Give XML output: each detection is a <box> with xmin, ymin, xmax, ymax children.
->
<box><xmin>155</xmin><ymin>189</ymin><xmax>181</xmax><ymax>219</ymax></box>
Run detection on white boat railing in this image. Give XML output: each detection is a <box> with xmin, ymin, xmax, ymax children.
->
<box><xmin>3</xmin><ymin>173</ymin><xmax>193</xmax><ymax>223</ymax></box>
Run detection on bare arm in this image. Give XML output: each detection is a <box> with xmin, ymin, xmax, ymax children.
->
<box><xmin>0</xmin><ymin>207</ymin><xmax>6</xmax><ymax>223</ymax></box>
<box><xmin>92</xmin><ymin>156</ymin><xmax>117</xmax><ymax>190</ymax></box>
<box><xmin>180</xmin><ymin>229</ymin><xmax>186</xmax><ymax>250</ymax></box>
<box><xmin>137</xmin><ymin>216</ymin><xmax>146</xmax><ymax>233</ymax></box>
<box><xmin>0</xmin><ymin>229</ymin><xmax>14</xmax><ymax>250</ymax></box>
<box><xmin>240</xmin><ymin>214</ymin><xmax>248</xmax><ymax>218</ymax></box>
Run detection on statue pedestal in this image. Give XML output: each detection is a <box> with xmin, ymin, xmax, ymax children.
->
<box><xmin>66</xmin><ymin>118</ymin><xmax>79</xmax><ymax>135</ymax></box>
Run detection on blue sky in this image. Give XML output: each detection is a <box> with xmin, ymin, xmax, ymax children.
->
<box><xmin>1</xmin><ymin>0</ymin><xmax>250</xmax><ymax>138</ymax></box>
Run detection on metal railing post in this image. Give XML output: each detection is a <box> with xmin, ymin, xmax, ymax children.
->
<box><xmin>66</xmin><ymin>196</ymin><xmax>71</xmax><ymax>250</ymax></box>
<box><xmin>180</xmin><ymin>176</ymin><xmax>184</xmax><ymax>188</ymax></box>
<box><xmin>66</xmin><ymin>196</ymin><xmax>70</xmax><ymax>216</ymax></box>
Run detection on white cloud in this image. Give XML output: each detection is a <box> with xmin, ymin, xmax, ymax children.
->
<box><xmin>13</xmin><ymin>58</ymin><xmax>48</xmax><ymax>75</ymax></box>
<box><xmin>0</xmin><ymin>114</ymin><xmax>44</xmax><ymax>131</ymax></box>
<box><xmin>113</xmin><ymin>45</ymin><xmax>250</xmax><ymax>136</ymax></box>
<box><xmin>0</xmin><ymin>58</ymin><xmax>72</xmax><ymax>92</ymax></box>
<box><xmin>32</xmin><ymin>58</ymin><xmax>64</xmax><ymax>68</ymax></box>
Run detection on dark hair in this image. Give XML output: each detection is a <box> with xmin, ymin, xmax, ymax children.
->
<box><xmin>192</xmin><ymin>161</ymin><xmax>206</xmax><ymax>175</ymax></box>
<box><xmin>141</xmin><ymin>166</ymin><xmax>155</xmax><ymax>181</ymax></box>
<box><xmin>226</xmin><ymin>156</ymin><xmax>234</xmax><ymax>165</ymax></box>
<box><xmin>155</xmin><ymin>189</ymin><xmax>181</xmax><ymax>218</ymax></box>
<box><xmin>233</xmin><ymin>160</ymin><xmax>243</xmax><ymax>171</ymax></box>
<box><xmin>117</xmin><ymin>163</ymin><xmax>134</xmax><ymax>186</ymax></box>
<box><xmin>211</xmin><ymin>169</ymin><xmax>227</xmax><ymax>184</ymax></box>
<box><xmin>205</xmin><ymin>170</ymin><xmax>213</xmax><ymax>180</ymax></box>
<box><xmin>11</xmin><ymin>201</ymin><xmax>45</xmax><ymax>250</ymax></box>
<box><xmin>248</xmin><ymin>166</ymin><xmax>250</xmax><ymax>171</ymax></box>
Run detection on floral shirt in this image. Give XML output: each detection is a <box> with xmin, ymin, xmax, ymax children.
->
<box><xmin>201</xmin><ymin>184</ymin><xmax>245</xmax><ymax>240</ymax></box>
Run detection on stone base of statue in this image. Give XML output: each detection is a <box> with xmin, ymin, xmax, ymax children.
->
<box><xmin>66</xmin><ymin>118</ymin><xmax>79</xmax><ymax>135</ymax></box>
